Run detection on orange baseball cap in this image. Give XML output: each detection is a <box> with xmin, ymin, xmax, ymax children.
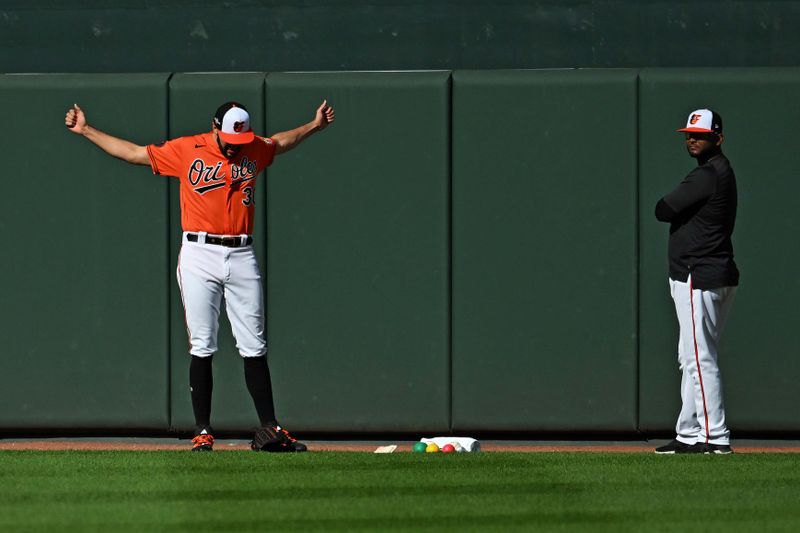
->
<box><xmin>677</xmin><ymin>109</ymin><xmax>723</xmax><ymax>134</ymax></box>
<box><xmin>213</xmin><ymin>102</ymin><xmax>255</xmax><ymax>144</ymax></box>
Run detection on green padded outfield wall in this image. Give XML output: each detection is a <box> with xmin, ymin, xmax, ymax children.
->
<box><xmin>0</xmin><ymin>74</ymin><xmax>170</xmax><ymax>429</ymax></box>
<box><xmin>451</xmin><ymin>70</ymin><xmax>638</xmax><ymax>432</ymax></box>
<box><xmin>638</xmin><ymin>68</ymin><xmax>800</xmax><ymax>434</ymax></box>
<box><xmin>3</xmin><ymin>69</ymin><xmax>800</xmax><ymax>436</ymax></box>
<box><xmin>2</xmin><ymin>2</ymin><xmax>799</xmax><ymax>73</ymax></box>
<box><xmin>264</xmin><ymin>72</ymin><xmax>451</xmax><ymax>433</ymax></box>
<box><xmin>166</xmin><ymin>74</ymin><xmax>268</xmax><ymax>432</ymax></box>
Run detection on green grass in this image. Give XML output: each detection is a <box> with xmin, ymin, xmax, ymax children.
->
<box><xmin>1</xmin><ymin>451</ymin><xmax>799</xmax><ymax>532</ymax></box>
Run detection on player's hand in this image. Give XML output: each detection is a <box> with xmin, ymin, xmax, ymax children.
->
<box><xmin>315</xmin><ymin>100</ymin><xmax>335</xmax><ymax>131</ymax></box>
<box><xmin>65</xmin><ymin>103</ymin><xmax>87</xmax><ymax>134</ymax></box>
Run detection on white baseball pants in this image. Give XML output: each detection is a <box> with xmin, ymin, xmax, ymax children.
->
<box><xmin>177</xmin><ymin>233</ymin><xmax>266</xmax><ymax>358</ymax></box>
<box><xmin>669</xmin><ymin>275</ymin><xmax>736</xmax><ymax>446</ymax></box>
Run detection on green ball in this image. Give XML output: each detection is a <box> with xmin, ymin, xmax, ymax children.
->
<box><xmin>412</xmin><ymin>442</ymin><xmax>428</xmax><ymax>453</ymax></box>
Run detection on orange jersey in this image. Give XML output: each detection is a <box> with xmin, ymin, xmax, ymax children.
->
<box><xmin>147</xmin><ymin>132</ymin><xmax>276</xmax><ymax>235</ymax></box>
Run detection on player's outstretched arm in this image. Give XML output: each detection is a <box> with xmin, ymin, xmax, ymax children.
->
<box><xmin>270</xmin><ymin>100</ymin><xmax>335</xmax><ymax>155</ymax></box>
<box><xmin>65</xmin><ymin>104</ymin><xmax>150</xmax><ymax>166</ymax></box>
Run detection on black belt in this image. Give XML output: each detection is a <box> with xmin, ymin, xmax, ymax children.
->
<box><xmin>186</xmin><ymin>233</ymin><xmax>253</xmax><ymax>247</ymax></box>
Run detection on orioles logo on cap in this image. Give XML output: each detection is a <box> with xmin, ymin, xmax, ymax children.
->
<box><xmin>233</xmin><ymin>121</ymin><xmax>245</xmax><ymax>133</ymax></box>
<box><xmin>689</xmin><ymin>114</ymin><xmax>702</xmax><ymax>125</ymax></box>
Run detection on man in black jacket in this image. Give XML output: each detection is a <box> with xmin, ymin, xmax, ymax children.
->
<box><xmin>654</xmin><ymin>109</ymin><xmax>739</xmax><ymax>455</ymax></box>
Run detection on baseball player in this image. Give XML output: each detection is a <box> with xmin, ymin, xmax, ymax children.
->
<box><xmin>65</xmin><ymin>99</ymin><xmax>335</xmax><ymax>452</ymax></box>
<box><xmin>654</xmin><ymin>108</ymin><xmax>738</xmax><ymax>455</ymax></box>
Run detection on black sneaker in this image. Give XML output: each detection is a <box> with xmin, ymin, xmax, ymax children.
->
<box><xmin>704</xmin><ymin>443</ymin><xmax>734</xmax><ymax>455</ymax></box>
<box><xmin>654</xmin><ymin>439</ymin><xmax>705</xmax><ymax>454</ymax></box>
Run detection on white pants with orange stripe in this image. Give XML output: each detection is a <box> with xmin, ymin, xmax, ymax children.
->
<box><xmin>669</xmin><ymin>275</ymin><xmax>736</xmax><ymax>446</ymax></box>
<box><xmin>177</xmin><ymin>233</ymin><xmax>266</xmax><ymax>358</ymax></box>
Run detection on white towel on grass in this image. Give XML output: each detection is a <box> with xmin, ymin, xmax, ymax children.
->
<box><xmin>420</xmin><ymin>437</ymin><xmax>480</xmax><ymax>452</ymax></box>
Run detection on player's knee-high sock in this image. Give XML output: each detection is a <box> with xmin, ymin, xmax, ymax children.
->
<box><xmin>189</xmin><ymin>355</ymin><xmax>213</xmax><ymax>429</ymax></box>
<box><xmin>243</xmin><ymin>356</ymin><xmax>277</xmax><ymax>426</ymax></box>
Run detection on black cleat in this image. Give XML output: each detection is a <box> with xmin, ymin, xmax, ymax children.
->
<box><xmin>704</xmin><ymin>443</ymin><xmax>734</xmax><ymax>455</ymax></box>
<box><xmin>251</xmin><ymin>424</ymin><xmax>307</xmax><ymax>453</ymax></box>
<box><xmin>278</xmin><ymin>426</ymin><xmax>307</xmax><ymax>452</ymax></box>
<box><xmin>654</xmin><ymin>439</ymin><xmax>705</xmax><ymax>454</ymax></box>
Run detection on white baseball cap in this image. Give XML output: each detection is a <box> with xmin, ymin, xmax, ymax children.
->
<box><xmin>677</xmin><ymin>108</ymin><xmax>723</xmax><ymax>134</ymax></box>
<box><xmin>213</xmin><ymin>102</ymin><xmax>255</xmax><ymax>144</ymax></box>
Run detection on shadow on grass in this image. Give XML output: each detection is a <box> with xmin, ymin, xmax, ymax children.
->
<box><xmin>4</xmin><ymin>480</ymin><xmax>582</xmax><ymax>504</ymax></box>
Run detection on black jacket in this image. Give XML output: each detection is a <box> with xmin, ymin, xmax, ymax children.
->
<box><xmin>655</xmin><ymin>153</ymin><xmax>739</xmax><ymax>289</ymax></box>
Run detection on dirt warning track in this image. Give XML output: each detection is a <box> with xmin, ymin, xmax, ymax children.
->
<box><xmin>1</xmin><ymin>440</ymin><xmax>799</xmax><ymax>453</ymax></box>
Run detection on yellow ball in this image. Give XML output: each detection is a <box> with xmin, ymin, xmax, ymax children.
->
<box><xmin>425</xmin><ymin>443</ymin><xmax>440</xmax><ymax>453</ymax></box>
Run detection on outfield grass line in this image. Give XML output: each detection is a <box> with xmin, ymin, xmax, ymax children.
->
<box><xmin>2</xmin><ymin>452</ymin><xmax>800</xmax><ymax>532</ymax></box>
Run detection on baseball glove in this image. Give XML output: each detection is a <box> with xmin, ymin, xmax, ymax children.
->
<box><xmin>251</xmin><ymin>425</ymin><xmax>293</xmax><ymax>452</ymax></box>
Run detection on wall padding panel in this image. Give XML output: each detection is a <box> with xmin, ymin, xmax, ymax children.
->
<box><xmin>638</xmin><ymin>68</ymin><xmax>800</xmax><ymax>433</ymax></box>
<box><xmin>167</xmin><ymin>73</ymin><xmax>267</xmax><ymax>432</ymax></box>
<box><xmin>452</xmin><ymin>69</ymin><xmax>638</xmax><ymax>432</ymax></box>
<box><xmin>264</xmin><ymin>72</ymin><xmax>451</xmax><ymax>433</ymax></box>
<box><xmin>0</xmin><ymin>74</ymin><xmax>170</xmax><ymax>429</ymax></box>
